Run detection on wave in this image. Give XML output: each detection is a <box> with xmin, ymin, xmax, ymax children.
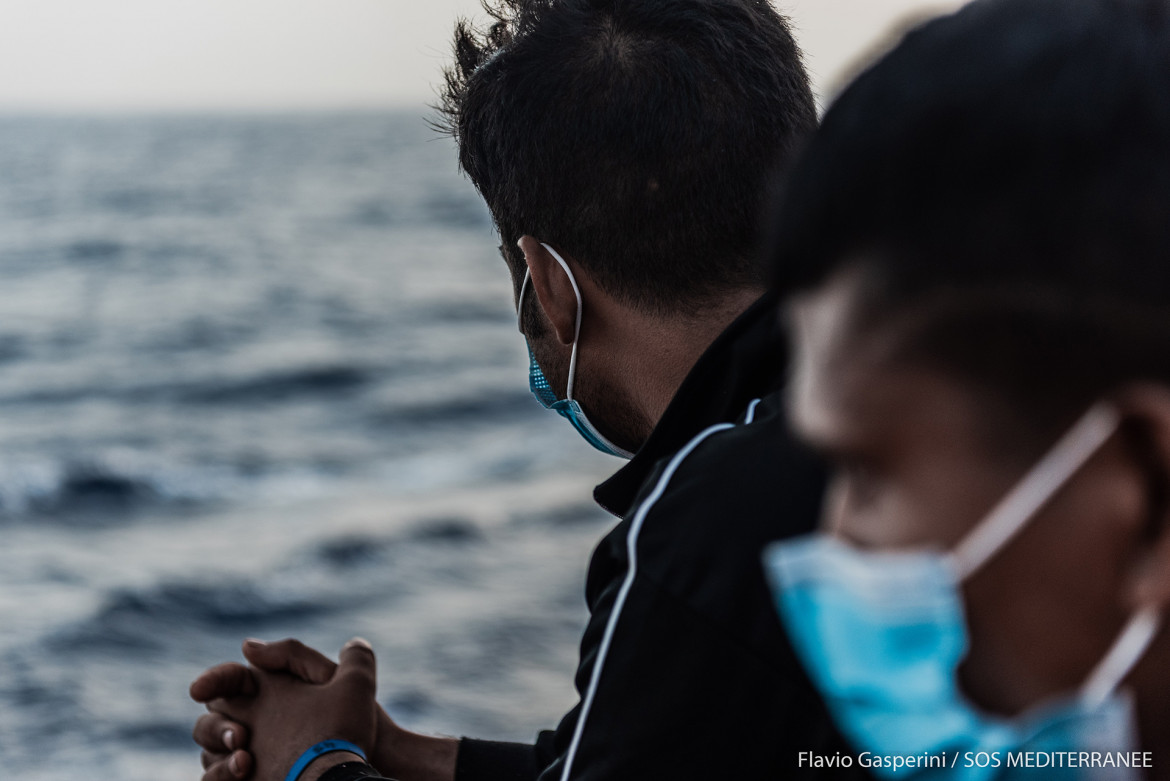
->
<box><xmin>176</xmin><ymin>365</ymin><xmax>371</xmax><ymax>405</ymax></box>
<box><xmin>47</xmin><ymin>520</ymin><xmax>488</xmax><ymax>654</ymax></box>
<box><xmin>67</xmin><ymin>239</ymin><xmax>125</xmax><ymax>262</ymax></box>
<box><xmin>0</xmin><ymin>363</ymin><xmax>375</xmax><ymax>408</ymax></box>
<box><xmin>309</xmin><ymin>517</ymin><xmax>483</xmax><ymax>569</ymax></box>
<box><xmin>0</xmin><ymin>458</ymin><xmax>236</xmax><ymax>522</ymax></box>
<box><xmin>37</xmin><ymin>467</ymin><xmax>157</xmax><ymax>515</ymax></box>
<box><xmin>48</xmin><ymin>580</ymin><xmax>331</xmax><ymax>654</ymax></box>
<box><xmin>345</xmin><ymin>192</ymin><xmax>491</xmax><ymax>230</ymax></box>
<box><xmin>0</xmin><ymin>389</ymin><xmax>539</xmax><ymax>522</ymax></box>
<box><xmin>374</xmin><ymin>390</ymin><xmax>534</xmax><ymax>427</ymax></box>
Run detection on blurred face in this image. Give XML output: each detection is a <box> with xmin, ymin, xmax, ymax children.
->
<box><xmin>785</xmin><ymin>267</ymin><xmax>1149</xmax><ymax>717</ymax></box>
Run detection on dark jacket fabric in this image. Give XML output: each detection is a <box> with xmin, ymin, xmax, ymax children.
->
<box><xmin>333</xmin><ymin>295</ymin><xmax>866</xmax><ymax>781</ymax></box>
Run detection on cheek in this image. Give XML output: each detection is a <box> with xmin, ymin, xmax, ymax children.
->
<box><xmin>824</xmin><ymin>479</ymin><xmax>918</xmax><ymax>546</ymax></box>
<box><xmin>957</xmin><ymin>463</ymin><xmax>1146</xmax><ymax>714</ymax></box>
<box><xmin>828</xmin><ymin>455</ymin><xmax>1009</xmax><ymax>551</ymax></box>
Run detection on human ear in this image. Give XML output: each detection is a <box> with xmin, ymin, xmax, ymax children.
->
<box><xmin>1112</xmin><ymin>384</ymin><xmax>1170</xmax><ymax>609</ymax></box>
<box><xmin>518</xmin><ymin>236</ymin><xmax>579</xmax><ymax>346</ymax></box>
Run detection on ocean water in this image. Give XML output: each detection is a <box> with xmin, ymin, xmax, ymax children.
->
<box><xmin>0</xmin><ymin>112</ymin><xmax>617</xmax><ymax>780</ymax></box>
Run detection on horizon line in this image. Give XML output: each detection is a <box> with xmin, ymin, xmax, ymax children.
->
<box><xmin>0</xmin><ymin>102</ymin><xmax>444</xmax><ymax>118</ymax></box>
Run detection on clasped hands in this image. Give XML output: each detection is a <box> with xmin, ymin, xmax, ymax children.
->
<box><xmin>190</xmin><ymin>637</ymin><xmax>386</xmax><ymax>781</ymax></box>
<box><xmin>191</xmin><ymin>637</ymin><xmax>458</xmax><ymax>781</ymax></box>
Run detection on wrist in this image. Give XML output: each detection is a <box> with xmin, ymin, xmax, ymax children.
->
<box><xmin>300</xmin><ymin>752</ymin><xmax>366</xmax><ymax>781</ymax></box>
<box><xmin>316</xmin><ymin>761</ymin><xmax>384</xmax><ymax>781</ymax></box>
<box><xmin>373</xmin><ymin>723</ymin><xmax>458</xmax><ymax>781</ymax></box>
<box><xmin>287</xmin><ymin>741</ymin><xmax>369</xmax><ymax>781</ymax></box>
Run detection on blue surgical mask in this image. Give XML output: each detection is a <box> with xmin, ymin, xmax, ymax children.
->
<box><xmin>765</xmin><ymin>404</ymin><xmax>1160</xmax><ymax>779</ymax></box>
<box><xmin>517</xmin><ymin>244</ymin><xmax>634</xmax><ymax>459</ymax></box>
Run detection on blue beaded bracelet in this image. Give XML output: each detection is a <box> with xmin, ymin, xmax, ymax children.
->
<box><xmin>284</xmin><ymin>739</ymin><xmax>369</xmax><ymax>781</ymax></box>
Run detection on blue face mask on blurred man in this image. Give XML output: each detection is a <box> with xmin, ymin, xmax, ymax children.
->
<box><xmin>517</xmin><ymin>244</ymin><xmax>634</xmax><ymax>459</ymax></box>
<box><xmin>765</xmin><ymin>404</ymin><xmax>1159</xmax><ymax>780</ymax></box>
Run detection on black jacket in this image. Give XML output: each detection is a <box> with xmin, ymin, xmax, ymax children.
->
<box><xmin>327</xmin><ymin>295</ymin><xmax>865</xmax><ymax>781</ymax></box>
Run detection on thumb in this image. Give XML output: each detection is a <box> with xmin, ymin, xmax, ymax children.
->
<box><xmin>335</xmin><ymin>637</ymin><xmax>377</xmax><ymax>692</ymax></box>
<box><xmin>242</xmin><ymin>638</ymin><xmax>338</xmax><ymax>685</ymax></box>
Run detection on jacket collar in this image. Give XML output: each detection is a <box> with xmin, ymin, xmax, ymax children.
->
<box><xmin>592</xmin><ymin>292</ymin><xmax>788</xmax><ymax>518</ymax></box>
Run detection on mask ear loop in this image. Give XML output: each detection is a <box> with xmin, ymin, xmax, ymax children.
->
<box><xmin>517</xmin><ymin>269</ymin><xmax>532</xmax><ymax>334</ymax></box>
<box><xmin>945</xmin><ymin>403</ymin><xmax>1157</xmax><ymax>708</ymax></box>
<box><xmin>949</xmin><ymin>404</ymin><xmax>1122</xmax><ymax>581</ymax></box>
<box><xmin>1081</xmin><ymin>607</ymin><xmax>1160</xmax><ymax>708</ymax></box>
<box><xmin>539</xmin><ymin>243</ymin><xmax>584</xmax><ymax>403</ymax></box>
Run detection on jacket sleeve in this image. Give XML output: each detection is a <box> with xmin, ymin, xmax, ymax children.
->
<box><xmin>454</xmin><ymin>735</ymin><xmax>554</xmax><ymax>781</ymax></box>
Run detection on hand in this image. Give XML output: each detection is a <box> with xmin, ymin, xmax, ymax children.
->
<box><xmin>193</xmin><ymin>704</ymin><xmax>253</xmax><ymax>781</ymax></box>
<box><xmin>207</xmin><ymin>638</ymin><xmax>380</xmax><ymax>781</ymax></box>
<box><xmin>191</xmin><ymin>638</ymin><xmax>459</xmax><ymax>781</ymax></box>
<box><xmin>191</xmin><ymin>638</ymin><xmax>336</xmax><ymax>781</ymax></box>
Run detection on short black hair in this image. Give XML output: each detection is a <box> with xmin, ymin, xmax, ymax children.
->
<box><xmin>769</xmin><ymin>0</ymin><xmax>1170</xmax><ymax>432</ymax></box>
<box><xmin>439</xmin><ymin>0</ymin><xmax>816</xmax><ymax>315</ymax></box>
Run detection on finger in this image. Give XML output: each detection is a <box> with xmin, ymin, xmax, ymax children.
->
<box><xmin>335</xmin><ymin>637</ymin><xmax>377</xmax><ymax>692</ymax></box>
<box><xmin>201</xmin><ymin>751</ymin><xmax>252</xmax><ymax>781</ymax></box>
<box><xmin>190</xmin><ymin>662</ymin><xmax>257</xmax><ymax>703</ymax></box>
<box><xmin>193</xmin><ymin>712</ymin><xmax>251</xmax><ymax>753</ymax></box>
<box><xmin>242</xmin><ymin>637</ymin><xmax>338</xmax><ymax>685</ymax></box>
<box><xmin>207</xmin><ymin>696</ymin><xmax>253</xmax><ymax>723</ymax></box>
<box><xmin>201</xmin><ymin>750</ymin><xmax>219</xmax><ymax>770</ymax></box>
<box><xmin>229</xmin><ymin>750</ymin><xmax>252</xmax><ymax>779</ymax></box>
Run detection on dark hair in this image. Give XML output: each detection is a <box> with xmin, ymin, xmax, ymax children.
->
<box><xmin>769</xmin><ymin>0</ymin><xmax>1170</xmax><ymax>432</ymax></box>
<box><xmin>438</xmin><ymin>0</ymin><xmax>816</xmax><ymax>315</ymax></box>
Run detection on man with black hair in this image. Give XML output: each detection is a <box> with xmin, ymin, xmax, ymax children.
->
<box><xmin>763</xmin><ymin>0</ymin><xmax>1170</xmax><ymax>773</ymax></box>
<box><xmin>189</xmin><ymin>1</ymin><xmax>854</xmax><ymax>780</ymax></box>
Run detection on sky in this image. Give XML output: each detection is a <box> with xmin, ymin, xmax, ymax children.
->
<box><xmin>0</xmin><ymin>0</ymin><xmax>964</xmax><ymax>112</ymax></box>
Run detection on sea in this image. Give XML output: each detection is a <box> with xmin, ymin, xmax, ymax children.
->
<box><xmin>0</xmin><ymin>111</ymin><xmax>618</xmax><ymax>780</ymax></box>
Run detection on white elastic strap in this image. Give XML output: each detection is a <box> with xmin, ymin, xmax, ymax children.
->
<box><xmin>517</xmin><ymin>270</ymin><xmax>531</xmax><ymax>330</ymax></box>
<box><xmin>541</xmin><ymin>243</ymin><xmax>584</xmax><ymax>402</ymax></box>
<box><xmin>950</xmin><ymin>404</ymin><xmax>1121</xmax><ymax>580</ymax></box>
<box><xmin>1081</xmin><ymin>607</ymin><xmax>1161</xmax><ymax>708</ymax></box>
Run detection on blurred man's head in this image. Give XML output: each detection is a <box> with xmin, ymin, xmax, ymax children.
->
<box><xmin>439</xmin><ymin>0</ymin><xmax>816</xmax><ymax>452</ymax></box>
<box><xmin>771</xmin><ymin>0</ymin><xmax>1170</xmax><ymax>731</ymax></box>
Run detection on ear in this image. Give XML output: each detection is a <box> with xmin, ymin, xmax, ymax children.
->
<box><xmin>518</xmin><ymin>235</ymin><xmax>579</xmax><ymax>346</ymax></box>
<box><xmin>1113</xmin><ymin>384</ymin><xmax>1170</xmax><ymax>609</ymax></box>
